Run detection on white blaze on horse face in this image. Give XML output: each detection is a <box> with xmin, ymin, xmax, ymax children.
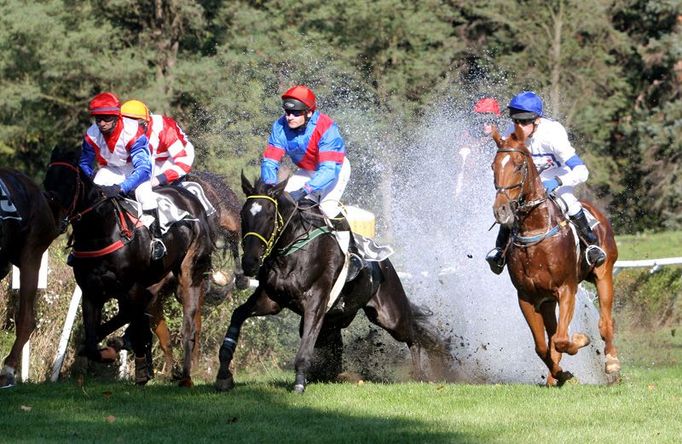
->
<box><xmin>500</xmin><ymin>154</ymin><xmax>511</xmax><ymax>169</ymax></box>
<box><xmin>249</xmin><ymin>202</ymin><xmax>263</xmax><ymax>216</ymax></box>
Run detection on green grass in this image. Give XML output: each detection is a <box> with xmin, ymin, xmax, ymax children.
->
<box><xmin>2</xmin><ymin>332</ymin><xmax>682</xmax><ymax>444</ymax></box>
<box><xmin>616</xmin><ymin>231</ymin><xmax>682</xmax><ymax>260</ymax></box>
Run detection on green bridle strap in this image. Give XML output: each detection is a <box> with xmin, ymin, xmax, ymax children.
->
<box><xmin>243</xmin><ymin>194</ymin><xmax>284</xmax><ymax>262</ymax></box>
<box><xmin>278</xmin><ymin>226</ymin><xmax>332</xmax><ymax>256</ymax></box>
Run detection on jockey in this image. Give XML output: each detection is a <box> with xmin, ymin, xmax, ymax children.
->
<box><xmin>261</xmin><ymin>85</ymin><xmax>350</xmax><ymax>219</ymax></box>
<box><xmin>120</xmin><ymin>100</ymin><xmax>195</xmax><ymax>187</ymax></box>
<box><xmin>79</xmin><ymin>92</ymin><xmax>166</xmax><ymax>261</ymax></box>
<box><xmin>485</xmin><ymin>91</ymin><xmax>607</xmax><ymax>274</ymax></box>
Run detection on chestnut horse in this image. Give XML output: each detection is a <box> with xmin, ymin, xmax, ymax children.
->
<box><xmin>0</xmin><ymin>168</ymin><xmax>60</xmax><ymax>387</ymax></box>
<box><xmin>44</xmin><ymin>146</ymin><xmax>214</xmax><ymax>386</ymax></box>
<box><xmin>215</xmin><ymin>175</ymin><xmax>451</xmax><ymax>393</ymax></box>
<box><xmin>490</xmin><ymin>127</ymin><xmax>620</xmax><ymax>385</ymax></box>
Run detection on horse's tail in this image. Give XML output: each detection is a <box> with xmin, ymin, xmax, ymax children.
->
<box><xmin>409</xmin><ymin>302</ymin><xmax>457</xmax><ymax>382</ymax></box>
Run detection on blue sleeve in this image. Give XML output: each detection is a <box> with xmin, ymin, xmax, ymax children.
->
<box><xmin>565</xmin><ymin>154</ymin><xmax>585</xmax><ymax>170</ymax></box>
<box><xmin>307</xmin><ymin>161</ymin><xmax>339</xmax><ymax>191</ymax></box>
<box><xmin>120</xmin><ymin>135</ymin><xmax>152</xmax><ymax>194</ymax></box>
<box><xmin>261</xmin><ymin>120</ymin><xmax>287</xmax><ymax>185</ymax></box>
<box><xmin>79</xmin><ymin>139</ymin><xmax>95</xmax><ymax>178</ymax></box>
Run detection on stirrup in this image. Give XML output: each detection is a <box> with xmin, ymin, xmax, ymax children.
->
<box><xmin>485</xmin><ymin>248</ymin><xmax>505</xmax><ymax>275</ymax></box>
<box><xmin>585</xmin><ymin>245</ymin><xmax>606</xmax><ymax>267</ymax></box>
<box><xmin>150</xmin><ymin>238</ymin><xmax>167</xmax><ymax>261</ymax></box>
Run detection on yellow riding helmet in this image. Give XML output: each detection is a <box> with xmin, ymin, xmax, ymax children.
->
<box><xmin>121</xmin><ymin>99</ymin><xmax>150</xmax><ymax>121</ymax></box>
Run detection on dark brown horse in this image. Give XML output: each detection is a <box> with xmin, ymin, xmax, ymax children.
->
<box><xmin>44</xmin><ymin>146</ymin><xmax>214</xmax><ymax>386</ymax></box>
<box><xmin>0</xmin><ymin>168</ymin><xmax>60</xmax><ymax>387</ymax></box>
<box><xmin>215</xmin><ymin>175</ymin><xmax>451</xmax><ymax>393</ymax></box>
<box><xmin>490</xmin><ymin>127</ymin><xmax>620</xmax><ymax>385</ymax></box>
<box><xmin>96</xmin><ymin>172</ymin><xmax>245</xmax><ymax>377</ymax></box>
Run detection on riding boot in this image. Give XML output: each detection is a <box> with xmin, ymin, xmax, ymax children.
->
<box><xmin>143</xmin><ymin>208</ymin><xmax>167</xmax><ymax>261</ymax></box>
<box><xmin>330</xmin><ymin>212</ymin><xmax>365</xmax><ymax>281</ymax></box>
<box><xmin>485</xmin><ymin>225</ymin><xmax>511</xmax><ymax>275</ymax></box>
<box><xmin>570</xmin><ymin>209</ymin><xmax>606</xmax><ymax>267</ymax></box>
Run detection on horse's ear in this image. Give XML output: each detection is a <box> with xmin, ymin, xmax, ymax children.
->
<box><xmin>241</xmin><ymin>170</ymin><xmax>254</xmax><ymax>196</ymax></box>
<box><xmin>272</xmin><ymin>178</ymin><xmax>288</xmax><ymax>198</ymax></box>
<box><xmin>491</xmin><ymin>126</ymin><xmax>503</xmax><ymax>148</ymax></box>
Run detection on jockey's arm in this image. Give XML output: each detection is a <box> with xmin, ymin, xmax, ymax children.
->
<box><xmin>79</xmin><ymin>138</ymin><xmax>96</xmax><ymax>178</ymax></box>
<box><xmin>155</xmin><ymin>118</ymin><xmax>195</xmax><ymax>185</ymax></box>
<box><xmin>120</xmin><ymin>136</ymin><xmax>152</xmax><ymax>194</ymax></box>
<box><xmin>261</xmin><ymin>124</ymin><xmax>287</xmax><ymax>185</ymax></box>
<box><xmin>557</xmin><ymin>154</ymin><xmax>589</xmax><ymax>187</ymax></box>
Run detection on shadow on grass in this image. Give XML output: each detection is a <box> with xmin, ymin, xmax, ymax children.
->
<box><xmin>1</xmin><ymin>379</ymin><xmax>476</xmax><ymax>443</ymax></box>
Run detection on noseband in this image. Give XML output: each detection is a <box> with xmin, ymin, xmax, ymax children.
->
<box><xmin>243</xmin><ymin>194</ymin><xmax>285</xmax><ymax>264</ymax></box>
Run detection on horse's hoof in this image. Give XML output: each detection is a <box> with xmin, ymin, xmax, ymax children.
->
<box><xmin>572</xmin><ymin>333</ymin><xmax>591</xmax><ymax>348</ymax></box>
<box><xmin>178</xmin><ymin>378</ymin><xmax>193</xmax><ymax>388</ymax></box>
<box><xmin>605</xmin><ymin>354</ymin><xmax>621</xmax><ymax>374</ymax></box>
<box><xmin>555</xmin><ymin>371</ymin><xmax>574</xmax><ymax>386</ymax></box>
<box><xmin>293</xmin><ymin>383</ymin><xmax>306</xmax><ymax>394</ymax></box>
<box><xmin>215</xmin><ymin>377</ymin><xmax>235</xmax><ymax>392</ymax></box>
<box><xmin>235</xmin><ymin>274</ymin><xmax>250</xmax><ymax>290</ymax></box>
<box><xmin>0</xmin><ymin>373</ymin><xmax>16</xmax><ymax>389</ymax></box>
<box><xmin>99</xmin><ymin>346</ymin><xmax>119</xmax><ymax>363</ymax></box>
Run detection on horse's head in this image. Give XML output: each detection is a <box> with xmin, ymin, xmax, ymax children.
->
<box><xmin>44</xmin><ymin>145</ymin><xmax>103</xmax><ymax>226</ymax></box>
<box><xmin>490</xmin><ymin>126</ymin><xmax>542</xmax><ymax>226</ymax></box>
<box><xmin>240</xmin><ymin>172</ymin><xmax>289</xmax><ymax>276</ymax></box>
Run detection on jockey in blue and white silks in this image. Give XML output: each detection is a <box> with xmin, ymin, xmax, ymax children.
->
<box><xmin>485</xmin><ymin>91</ymin><xmax>607</xmax><ymax>274</ymax></box>
<box><xmin>261</xmin><ymin>85</ymin><xmax>350</xmax><ymax>218</ymax></box>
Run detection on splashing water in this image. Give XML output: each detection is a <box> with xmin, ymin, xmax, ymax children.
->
<box><xmin>345</xmin><ymin>97</ymin><xmax>609</xmax><ymax>384</ymax></box>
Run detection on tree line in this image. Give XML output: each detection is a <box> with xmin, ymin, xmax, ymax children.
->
<box><xmin>0</xmin><ymin>0</ymin><xmax>679</xmax><ymax>233</ymax></box>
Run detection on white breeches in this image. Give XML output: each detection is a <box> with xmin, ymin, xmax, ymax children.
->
<box><xmin>554</xmin><ymin>186</ymin><xmax>582</xmax><ymax>216</ymax></box>
<box><xmin>94</xmin><ymin>165</ymin><xmax>159</xmax><ymax>210</ymax></box>
<box><xmin>284</xmin><ymin>158</ymin><xmax>351</xmax><ymax>218</ymax></box>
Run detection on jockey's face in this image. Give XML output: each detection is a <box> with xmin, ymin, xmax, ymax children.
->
<box><xmin>94</xmin><ymin>114</ymin><xmax>119</xmax><ymax>135</ymax></box>
<box><xmin>284</xmin><ymin>109</ymin><xmax>313</xmax><ymax>129</ymax></box>
<box><xmin>513</xmin><ymin>117</ymin><xmax>540</xmax><ymax>138</ymax></box>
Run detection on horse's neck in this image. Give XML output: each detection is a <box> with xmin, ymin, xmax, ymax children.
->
<box><xmin>516</xmin><ymin>176</ymin><xmax>561</xmax><ymax>234</ymax></box>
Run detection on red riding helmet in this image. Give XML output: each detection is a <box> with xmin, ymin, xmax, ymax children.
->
<box><xmin>473</xmin><ymin>97</ymin><xmax>501</xmax><ymax>116</ymax></box>
<box><xmin>281</xmin><ymin>85</ymin><xmax>316</xmax><ymax>111</ymax></box>
<box><xmin>89</xmin><ymin>92</ymin><xmax>121</xmax><ymax>116</ymax></box>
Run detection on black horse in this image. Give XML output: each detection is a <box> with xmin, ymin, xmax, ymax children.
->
<box><xmin>0</xmin><ymin>168</ymin><xmax>60</xmax><ymax>387</ymax></box>
<box><xmin>215</xmin><ymin>175</ymin><xmax>451</xmax><ymax>393</ymax></box>
<box><xmin>44</xmin><ymin>146</ymin><xmax>214</xmax><ymax>386</ymax></box>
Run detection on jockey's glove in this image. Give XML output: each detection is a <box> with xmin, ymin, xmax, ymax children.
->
<box><xmin>100</xmin><ymin>184</ymin><xmax>122</xmax><ymax>199</ymax></box>
<box><xmin>289</xmin><ymin>188</ymin><xmax>307</xmax><ymax>202</ymax></box>
<box><xmin>542</xmin><ymin>177</ymin><xmax>561</xmax><ymax>193</ymax></box>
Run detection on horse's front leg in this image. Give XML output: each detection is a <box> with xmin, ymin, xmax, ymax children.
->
<box><xmin>292</xmin><ymin>291</ymin><xmax>328</xmax><ymax>393</ymax></box>
<box><xmin>215</xmin><ymin>286</ymin><xmax>281</xmax><ymax>392</ymax></box>
<box><xmin>0</xmin><ymin>258</ymin><xmax>40</xmax><ymax>387</ymax></box>
<box><xmin>517</xmin><ymin>297</ymin><xmax>563</xmax><ymax>385</ymax></box>
<box><xmin>176</xmin><ymin>279</ymin><xmax>204</xmax><ymax>388</ymax></box>
<box><xmin>553</xmin><ymin>284</ymin><xmax>591</xmax><ymax>356</ymax></box>
<box><xmin>80</xmin><ymin>297</ymin><xmax>116</xmax><ymax>362</ymax></box>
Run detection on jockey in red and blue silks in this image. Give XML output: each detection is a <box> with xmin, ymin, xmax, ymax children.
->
<box><xmin>79</xmin><ymin>92</ymin><xmax>166</xmax><ymax>260</ymax></box>
<box><xmin>261</xmin><ymin>85</ymin><xmax>350</xmax><ymax>218</ymax></box>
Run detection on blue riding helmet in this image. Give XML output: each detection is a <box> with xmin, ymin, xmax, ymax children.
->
<box><xmin>508</xmin><ymin>91</ymin><xmax>543</xmax><ymax>119</ymax></box>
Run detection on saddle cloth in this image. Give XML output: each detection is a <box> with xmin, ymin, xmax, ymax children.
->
<box><xmin>178</xmin><ymin>181</ymin><xmax>217</xmax><ymax>217</ymax></box>
<box><xmin>0</xmin><ymin>179</ymin><xmax>21</xmax><ymax>222</ymax></box>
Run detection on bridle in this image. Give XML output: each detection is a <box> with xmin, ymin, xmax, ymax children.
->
<box><xmin>242</xmin><ymin>194</ymin><xmax>285</xmax><ymax>265</ymax></box>
<box><xmin>493</xmin><ymin>147</ymin><xmax>546</xmax><ymax>214</ymax></box>
<box><xmin>46</xmin><ymin>161</ymin><xmax>107</xmax><ymax>225</ymax></box>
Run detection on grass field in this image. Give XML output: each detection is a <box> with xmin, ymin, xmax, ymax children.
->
<box><xmin>615</xmin><ymin>231</ymin><xmax>682</xmax><ymax>260</ymax></box>
<box><xmin>2</xmin><ymin>331</ymin><xmax>681</xmax><ymax>444</ymax></box>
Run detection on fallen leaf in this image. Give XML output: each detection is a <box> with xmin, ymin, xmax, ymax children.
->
<box><xmin>648</xmin><ymin>384</ymin><xmax>656</xmax><ymax>390</ymax></box>
<box><xmin>20</xmin><ymin>405</ymin><xmax>32</xmax><ymax>412</ymax></box>
<box><xmin>226</xmin><ymin>417</ymin><xmax>238</xmax><ymax>424</ymax></box>
<box><xmin>105</xmin><ymin>415</ymin><xmax>116</xmax><ymax>423</ymax></box>
<box><xmin>357</xmin><ymin>380</ymin><xmax>364</xmax><ymax>385</ymax></box>
<box><xmin>102</xmin><ymin>391</ymin><xmax>112</xmax><ymax>399</ymax></box>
